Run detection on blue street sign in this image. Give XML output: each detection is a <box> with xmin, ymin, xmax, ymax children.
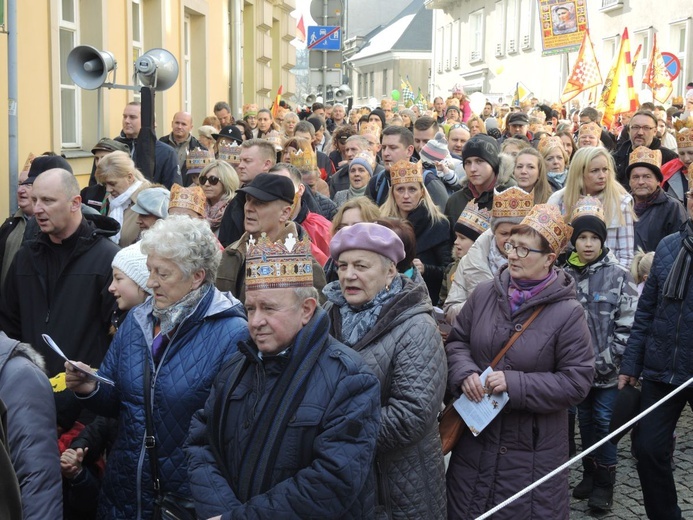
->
<box><xmin>307</xmin><ymin>26</ymin><xmax>341</xmax><ymax>51</ymax></box>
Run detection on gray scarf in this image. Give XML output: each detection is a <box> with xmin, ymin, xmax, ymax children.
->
<box><xmin>323</xmin><ymin>276</ymin><xmax>403</xmax><ymax>347</ymax></box>
<box><xmin>487</xmin><ymin>240</ymin><xmax>508</xmax><ymax>275</ymax></box>
<box><xmin>152</xmin><ymin>283</ymin><xmax>211</xmax><ymax>335</ymax></box>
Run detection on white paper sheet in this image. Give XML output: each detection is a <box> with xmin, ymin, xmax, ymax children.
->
<box><xmin>42</xmin><ymin>334</ymin><xmax>115</xmax><ymax>386</ymax></box>
<box><xmin>452</xmin><ymin>367</ymin><xmax>509</xmax><ymax>436</ymax></box>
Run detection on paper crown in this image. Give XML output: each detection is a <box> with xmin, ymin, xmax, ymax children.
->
<box><xmin>628</xmin><ymin>146</ymin><xmax>662</xmax><ymax>169</ymax></box>
<box><xmin>492</xmin><ymin>187</ymin><xmax>534</xmax><ymax>219</ymax></box>
<box><xmin>242</xmin><ymin>103</ymin><xmax>259</xmax><ymax>117</ymax></box>
<box><xmin>289</xmin><ymin>147</ymin><xmax>317</xmax><ymax>171</ymax></box>
<box><xmin>673</xmin><ymin>116</ymin><xmax>693</xmax><ymax>149</ymax></box>
<box><xmin>390</xmin><ymin>160</ymin><xmax>423</xmax><ymax>185</ymax></box>
<box><xmin>456</xmin><ymin>201</ymin><xmax>491</xmax><ymax>238</ymax></box>
<box><xmin>169</xmin><ymin>184</ymin><xmax>206</xmax><ymax>217</ymax></box>
<box><xmin>354</xmin><ymin>150</ymin><xmax>375</xmax><ymax>167</ymax></box>
<box><xmin>359</xmin><ymin>122</ymin><xmax>381</xmax><ymax>138</ymax></box>
<box><xmin>217</xmin><ymin>143</ymin><xmax>242</xmax><ymax>165</ymax></box>
<box><xmin>446</xmin><ymin>98</ymin><xmax>460</xmax><ymax>108</ymax></box>
<box><xmin>265</xmin><ymin>130</ymin><xmax>284</xmax><ymax>152</ymax></box>
<box><xmin>186</xmin><ymin>147</ymin><xmax>215</xmax><ymax>174</ymax></box>
<box><xmin>578</xmin><ymin>122</ymin><xmax>601</xmax><ymax>138</ymax></box>
<box><xmin>245</xmin><ymin>233</ymin><xmax>314</xmax><ymax>291</ymax></box>
<box><xmin>521</xmin><ymin>203</ymin><xmax>573</xmax><ymax>254</ymax></box>
<box><xmin>688</xmin><ymin>162</ymin><xmax>693</xmax><ymax>184</ymax></box>
<box><xmin>571</xmin><ymin>195</ymin><xmax>605</xmax><ymax>224</ymax></box>
<box><xmin>537</xmin><ymin>135</ymin><xmax>565</xmax><ymax>155</ymax></box>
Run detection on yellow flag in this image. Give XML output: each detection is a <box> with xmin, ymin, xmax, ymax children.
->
<box><xmin>597</xmin><ymin>28</ymin><xmax>638</xmax><ymax>129</ymax></box>
<box><xmin>561</xmin><ymin>30</ymin><xmax>602</xmax><ymax>103</ymax></box>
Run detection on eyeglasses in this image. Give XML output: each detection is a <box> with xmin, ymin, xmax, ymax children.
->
<box><xmin>630</xmin><ymin>125</ymin><xmax>655</xmax><ymax>132</ymax></box>
<box><xmin>199</xmin><ymin>175</ymin><xmax>220</xmax><ymax>186</ymax></box>
<box><xmin>338</xmin><ymin>135</ymin><xmax>350</xmax><ymax>142</ymax></box>
<box><xmin>504</xmin><ymin>242</ymin><xmax>544</xmax><ymax>258</ymax></box>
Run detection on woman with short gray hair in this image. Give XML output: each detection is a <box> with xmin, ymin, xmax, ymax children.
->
<box><xmin>64</xmin><ymin>215</ymin><xmax>248</xmax><ymax>519</ymax></box>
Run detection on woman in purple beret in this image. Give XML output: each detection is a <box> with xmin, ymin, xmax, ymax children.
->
<box><xmin>323</xmin><ymin>222</ymin><xmax>448</xmax><ymax>519</ymax></box>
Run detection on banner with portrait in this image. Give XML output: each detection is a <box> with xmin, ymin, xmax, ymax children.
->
<box><xmin>538</xmin><ymin>0</ymin><xmax>589</xmax><ymax>56</ymax></box>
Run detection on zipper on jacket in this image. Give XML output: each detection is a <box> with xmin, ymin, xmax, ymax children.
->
<box><xmin>45</xmin><ymin>308</ymin><xmax>50</xmax><ymax>323</ymax></box>
<box><xmin>669</xmin><ymin>310</ymin><xmax>684</xmax><ymax>385</ymax></box>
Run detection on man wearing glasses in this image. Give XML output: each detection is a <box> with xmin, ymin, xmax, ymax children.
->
<box><xmin>613</xmin><ymin>110</ymin><xmax>679</xmax><ymax>188</ymax></box>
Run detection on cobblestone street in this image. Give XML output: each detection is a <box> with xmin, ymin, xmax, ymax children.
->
<box><xmin>570</xmin><ymin>404</ymin><xmax>693</xmax><ymax>519</ymax></box>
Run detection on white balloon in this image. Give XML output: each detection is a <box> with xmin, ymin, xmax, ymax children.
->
<box><xmin>469</xmin><ymin>92</ymin><xmax>487</xmax><ymax>116</ymax></box>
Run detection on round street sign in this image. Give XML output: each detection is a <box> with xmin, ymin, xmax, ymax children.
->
<box><xmin>661</xmin><ymin>52</ymin><xmax>681</xmax><ymax>81</ymax></box>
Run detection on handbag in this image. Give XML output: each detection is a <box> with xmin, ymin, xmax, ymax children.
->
<box><xmin>439</xmin><ymin>304</ymin><xmax>546</xmax><ymax>455</ymax></box>
<box><xmin>143</xmin><ymin>354</ymin><xmax>198</xmax><ymax>520</ymax></box>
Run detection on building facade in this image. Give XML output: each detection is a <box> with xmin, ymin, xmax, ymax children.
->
<box><xmin>0</xmin><ymin>0</ymin><xmax>297</xmax><ymax>217</ymax></box>
<box><xmin>427</xmin><ymin>0</ymin><xmax>692</xmax><ymax>104</ymax></box>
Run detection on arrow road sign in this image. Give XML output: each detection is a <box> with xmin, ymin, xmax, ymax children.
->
<box><xmin>307</xmin><ymin>26</ymin><xmax>341</xmax><ymax>51</ymax></box>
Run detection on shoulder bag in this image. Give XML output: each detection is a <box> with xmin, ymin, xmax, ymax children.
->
<box><xmin>439</xmin><ymin>304</ymin><xmax>546</xmax><ymax>455</ymax></box>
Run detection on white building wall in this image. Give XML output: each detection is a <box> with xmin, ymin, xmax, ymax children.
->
<box><xmin>428</xmin><ymin>0</ymin><xmax>693</xmax><ymax>105</ymax></box>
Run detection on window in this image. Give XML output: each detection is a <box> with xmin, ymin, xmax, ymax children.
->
<box><xmin>602</xmin><ymin>35</ymin><xmax>620</xmax><ymax>65</ymax></box>
<box><xmin>506</xmin><ymin>0</ymin><xmax>518</xmax><ymax>54</ymax></box>
<box><xmin>370</xmin><ymin>71</ymin><xmax>375</xmax><ymax>97</ymax></box>
<box><xmin>59</xmin><ymin>0</ymin><xmax>80</xmax><ymax>147</ymax></box>
<box><xmin>470</xmin><ymin>9</ymin><xmax>485</xmax><ymax>62</ymax></box>
<box><xmin>443</xmin><ymin>23</ymin><xmax>451</xmax><ymax>71</ymax></box>
<box><xmin>670</xmin><ymin>20</ymin><xmax>690</xmax><ymax>96</ymax></box>
<box><xmin>451</xmin><ymin>19</ymin><xmax>460</xmax><ymax>69</ymax></box>
<box><xmin>183</xmin><ymin>14</ymin><xmax>192</xmax><ymax>112</ymax></box>
<box><xmin>132</xmin><ymin>0</ymin><xmax>144</xmax><ymax>62</ymax></box>
<box><xmin>633</xmin><ymin>28</ymin><xmax>652</xmax><ymax>85</ymax></box>
<box><xmin>436</xmin><ymin>26</ymin><xmax>444</xmax><ymax>73</ymax></box>
<box><xmin>383</xmin><ymin>68</ymin><xmax>388</xmax><ymax>94</ymax></box>
<box><xmin>519</xmin><ymin>0</ymin><xmax>533</xmax><ymax>50</ymax></box>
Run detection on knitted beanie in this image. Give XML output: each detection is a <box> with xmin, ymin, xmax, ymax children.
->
<box><xmin>462</xmin><ymin>134</ymin><xmax>500</xmax><ymax>174</ymax></box>
<box><xmin>420</xmin><ymin>132</ymin><xmax>450</xmax><ymax>164</ymax></box>
<box><xmin>349</xmin><ymin>156</ymin><xmax>374</xmax><ymax>177</ymax></box>
<box><xmin>570</xmin><ymin>215</ymin><xmax>607</xmax><ymax>247</ymax></box>
<box><xmin>111</xmin><ymin>243</ymin><xmax>152</xmax><ymax>294</ymax></box>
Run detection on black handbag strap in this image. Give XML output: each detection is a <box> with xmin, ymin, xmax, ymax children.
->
<box><xmin>143</xmin><ymin>353</ymin><xmax>162</xmax><ymax>496</ymax></box>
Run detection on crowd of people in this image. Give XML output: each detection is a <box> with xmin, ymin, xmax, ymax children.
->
<box><xmin>1</xmin><ymin>81</ymin><xmax>693</xmax><ymax>520</ymax></box>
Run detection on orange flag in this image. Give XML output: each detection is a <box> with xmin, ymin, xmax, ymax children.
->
<box><xmin>271</xmin><ymin>85</ymin><xmax>283</xmax><ymax>119</ymax></box>
<box><xmin>296</xmin><ymin>15</ymin><xmax>306</xmax><ymax>43</ymax></box>
<box><xmin>561</xmin><ymin>30</ymin><xmax>602</xmax><ymax>103</ymax></box>
<box><xmin>597</xmin><ymin>28</ymin><xmax>638</xmax><ymax>129</ymax></box>
<box><xmin>643</xmin><ymin>34</ymin><xmax>673</xmax><ymax>103</ymax></box>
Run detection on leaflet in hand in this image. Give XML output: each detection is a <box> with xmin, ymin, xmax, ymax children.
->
<box><xmin>42</xmin><ymin>334</ymin><xmax>115</xmax><ymax>386</ymax></box>
<box><xmin>452</xmin><ymin>367</ymin><xmax>509</xmax><ymax>436</ymax></box>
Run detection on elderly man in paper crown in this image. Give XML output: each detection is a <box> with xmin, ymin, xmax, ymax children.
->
<box><xmin>186</xmin><ymin>234</ymin><xmax>381</xmax><ymax>519</ymax></box>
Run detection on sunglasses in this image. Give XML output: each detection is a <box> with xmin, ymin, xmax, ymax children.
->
<box><xmin>199</xmin><ymin>175</ymin><xmax>220</xmax><ymax>186</ymax></box>
<box><xmin>338</xmin><ymin>135</ymin><xmax>349</xmax><ymax>142</ymax></box>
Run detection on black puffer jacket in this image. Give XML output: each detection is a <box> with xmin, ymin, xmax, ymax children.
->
<box><xmin>325</xmin><ymin>277</ymin><xmax>448</xmax><ymax>519</ymax></box>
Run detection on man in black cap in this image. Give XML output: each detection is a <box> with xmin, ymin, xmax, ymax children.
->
<box><xmin>628</xmin><ymin>147</ymin><xmax>687</xmax><ymax>252</ymax></box>
<box><xmin>215</xmin><ymin>173</ymin><xmax>326</xmax><ymax>301</ymax></box>
<box><xmin>498</xmin><ymin>111</ymin><xmax>533</xmax><ymax>144</ymax></box>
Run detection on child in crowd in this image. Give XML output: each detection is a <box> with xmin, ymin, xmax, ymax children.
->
<box><xmin>631</xmin><ymin>248</ymin><xmax>655</xmax><ymax>296</ymax></box>
<box><xmin>440</xmin><ymin>201</ymin><xmax>491</xmax><ymax>305</ymax></box>
<box><xmin>563</xmin><ymin>196</ymin><xmax>639</xmax><ymax>512</ymax></box>
<box><xmin>61</xmin><ymin>243</ymin><xmax>151</xmax><ymax>519</ymax></box>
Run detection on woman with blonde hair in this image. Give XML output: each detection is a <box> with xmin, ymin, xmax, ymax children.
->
<box><xmin>467</xmin><ymin>114</ymin><xmax>487</xmax><ymax>137</ymax></box>
<box><xmin>380</xmin><ymin>160</ymin><xmax>450</xmax><ymax>304</ymax></box>
<box><xmin>198</xmin><ymin>160</ymin><xmax>239</xmax><ymax>236</ymax></box>
<box><xmin>95</xmin><ymin>151</ymin><xmax>150</xmax><ymax>247</ymax></box>
<box><xmin>630</xmin><ymin>248</ymin><xmax>655</xmax><ymax>295</ymax></box>
<box><xmin>548</xmin><ymin>146</ymin><xmax>635</xmax><ymax>266</ymax></box>
<box><xmin>514</xmin><ymin>147</ymin><xmax>552</xmax><ymax>204</ymax></box>
<box><xmin>280</xmin><ymin>111</ymin><xmax>299</xmax><ymax>140</ymax></box>
<box><xmin>539</xmin><ymin>135</ymin><xmax>571</xmax><ymax>191</ymax></box>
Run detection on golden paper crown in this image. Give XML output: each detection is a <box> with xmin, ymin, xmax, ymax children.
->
<box><xmin>521</xmin><ymin>203</ymin><xmax>573</xmax><ymax>254</ymax></box>
<box><xmin>492</xmin><ymin>187</ymin><xmax>534</xmax><ymax>219</ymax></box>
<box><xmin>456</xmin><ymin>201</ymin><xmax>491</xmax><ymax>236</ymax></box>
<box><xmin>186</xmin><ymin>148</ymin><xmax>215</xmax><ymax>172</ymax></box>
<box><xmin>672</xmin><ymin>96</ymin><xmax>684</xmax><ymax>107</ymax></box>
<box><xmin>354</xmin><ymin>150</ymin><xmax>375</xmax><ymax>167</ymax></box>
<box><xmin>446</xmin><ymin>98</ymin><xmax>460</xmax><ymax>108</ymax></box>
<box><xmin>390</xmin><ymin>160</ymin><xmax>423</xmax><ymax>185</ymax></box>
<box><xmin>380</xmin><ymin>99</ymin><xmax>394</xmax><ymax>110</ymax></box>
<box><xmin>245</xmin><ymin>233</ymin><xmax>314</xmax><ymax>291</ymax></box>
<box><xmin>537</xmin><ymin>135</ymin><xmax>564</xmax><ymax>155</ymax></box>
<box><xmin>571</xmin><ymin>195</ymin><xmax>605</xmax><ymax>224</ymax></box>
<box><xmin>242</xmin><ymin>103</ymin><xmax>259</xmax><ymax>117</ymax></box>
<box><xmin>628</xmin><ymin>146</ymin><xmax>662</xmax><ymax>170</ymax></box>
<box><xmin>21</xmin><ymin>152</ymin><xmax>36</xmax><ymax>173</ymax></box>
<box><xmin>359</xmin><ymin>123</ymin><xmax>381</xmax><ymax>138</ymax></box>
<box><xmin>673</xmin><ymin>116</ymin><xmax>693</xmax><ymax>149</ymax></box>
<box><xmin>217</xmin><ymin>143</ymin><xmax>242</xmax><ymax>165</ymax></box>
<box><xmin>688</xmin><ymin>162</ymin><xmax>693</xmax><ymax>184</ymax></box>
<box><xmin>289</xmin><ymin>147</ymin><xmax>317</xmax><ymax>171</ymax></box>
<box><xmin>169</xmin><ymin>184</ymin><xmax>206</xmax><ymax>217</ymax></box>
<box><xmin>265</xmin><ymin>130</ymin><xmax>284</xmax><ymax>152</ymax></box>
<box><xmin>578</xmin><ymin>122</ymin><xmax>601</xmax><ymax>138</ymax></box>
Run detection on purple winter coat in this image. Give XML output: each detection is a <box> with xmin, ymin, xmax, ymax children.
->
<box><xmin>445</xmin><ymin>266</ymin><xmax>594</xmax><ymax>520</ymax></box>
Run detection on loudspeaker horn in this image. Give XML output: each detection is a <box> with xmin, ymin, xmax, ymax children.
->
<box><xmin>67</xmin><ymin>46</ymin><xmax>116</xmax><ymax>90</ymax></box>
<box><xmin>334</xmin><ymin>84</ymin><xmax>353</xmax><ymax>102</ymax></box>
<box><xmin>305</xmin><ymin>94</ymin><xmax>317</xmax><ymax>105</ymax></box>
<box><xmin>134</xmin><ymin>48</ymin><xmax>179</xmax><ymax>91</ymax></box>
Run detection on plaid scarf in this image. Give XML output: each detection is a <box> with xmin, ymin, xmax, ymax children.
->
<box><xmin>662</xmin><ymin>220</ymin><xmax>693</xmax><ymax>300</ymax></box>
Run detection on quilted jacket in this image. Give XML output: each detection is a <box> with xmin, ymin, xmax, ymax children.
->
<box><xmin>325</xmin><ymin>276</ymin><xmax>448</xmax><ymax>519</ymax></box>
<box><xmin>564</xmin><ymin>250</ymin><xmax>639</xmax><ymax>388</ymax></box>
<box><xmin>620</xmin><ymin>225</ymin><xmax>693</xmax><ymax>385</ymax></box>
<box><xmin>186</xmin><ymin>307</ymin><xmax>381</xmax><ymax>519</ymax></box>
<box><xmin>78</xmin><ymin>286</ymin><xmax>249</xmax><ymax>520</ymax></box>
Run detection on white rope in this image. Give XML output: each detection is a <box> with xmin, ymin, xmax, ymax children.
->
<box><xmin>474</xmin><ymin>376</ymin><xmax>693</xmax><ymax>520</ymax></box>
